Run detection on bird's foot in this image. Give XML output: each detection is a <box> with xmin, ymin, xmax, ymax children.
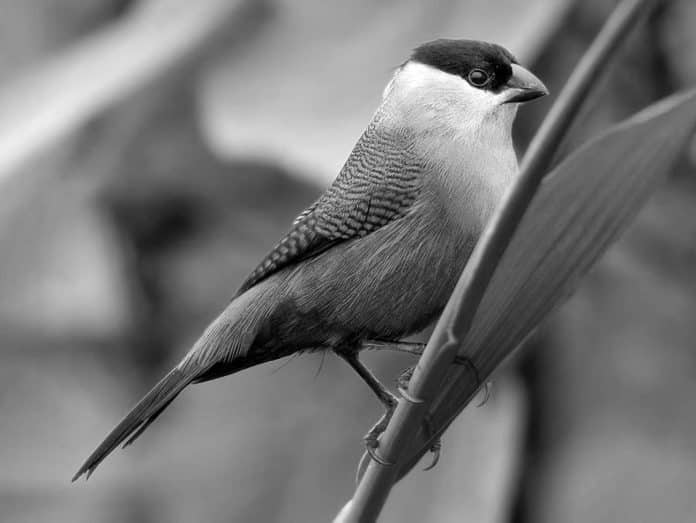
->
<box><xmin>453</xmin><ymin>355</ymin><xmax>491</xmax><ymax>406</ymax></box>
<box><xmin>453</xmin><ymin>354</ymin><xmax>481</xmax><ymax>382</ymax></box>
<box><xmin>363</xmin><ymin>393</ymin><xmax>397</xmax><ymax>466</ymax></box>
<box><xmin>396</xmin><ymin>366</ymin><xmax>414</xmax><ymax>390</ymax></box>
<box><xmin>359</xmin><ymin>355</ymin><xmax>489</xmax><ymax>475</ymax></box>
<box><xmin>424</xmin><ymin>438</ymin><xmax>442</xmax><ymax>471</ymax></box>
<box><xmin>421</xmin><ymin>414</ymin><xmax>441</xmax><ymax>471</ymax></box>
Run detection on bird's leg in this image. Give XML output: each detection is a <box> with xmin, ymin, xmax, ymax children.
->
<box><xmin>336</xmin><ymin>350</ymin><xmax>398</xmax><ymax>463</ymax></box>
<box><xmin>338</xmin><ymin>344</ymin><xmax>485</xmax><ymax>467</ymax></box>
<box><xmin>360</xmin><ymin>339</ymin><xmax>425</xmax><ymax>357</ymax></box>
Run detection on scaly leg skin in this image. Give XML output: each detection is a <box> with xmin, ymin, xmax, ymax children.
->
<box><xmin>345</xmin><ymin>340</ymin><xmax>428</xmax><ymax>466</ymax></box>
<box><xmin>339</xmin><ymin>342</ymin><xmax>477</xmax><ymax>468</ymax></box>
<box><xmin>336</xmin><ymin>350</ymin><xmax>398</xmax><ymax>465</ymax></box>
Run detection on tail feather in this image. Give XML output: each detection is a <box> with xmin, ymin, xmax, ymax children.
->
<box><xmin>72</xmin><ymin>367</ymin><xmax>196</xmax><ymax>481</ymax></box>
<box><xmin>121</xmin><ymin>393</ymin><xmax>179</xmax><ymax>449</ymax></box>
<box><xmin>73</xmin><ymin>283</ymin><xmax>273</xmax><ymax>482</ymax></box>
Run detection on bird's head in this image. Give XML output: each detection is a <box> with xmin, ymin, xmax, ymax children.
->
<box><xmin>382</xmin><ymin>39</ymin><xmax>548</xmax><ymax>139</ymax></box>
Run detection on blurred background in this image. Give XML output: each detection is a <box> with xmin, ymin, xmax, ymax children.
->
<box><xmin>1</xmin><ymin>1</ymin><xmax>695</xmax><ymax>522</ymax></box>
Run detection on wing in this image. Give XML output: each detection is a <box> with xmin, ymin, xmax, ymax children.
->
<box><xmin>236</xmin><ymin>120</ymin><xmax>424</xmax><ymax>295</ymax></box>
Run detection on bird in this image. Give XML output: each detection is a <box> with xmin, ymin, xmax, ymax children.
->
<box><xmin>73</xmin><ymin>38</ymin><xmax>547</xmax><ymax>481</ymax></box>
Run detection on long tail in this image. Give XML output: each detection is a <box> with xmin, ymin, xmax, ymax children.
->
<box><xmin>72</xmin><ymin>367</ymin><xmax>197</xmax><ymax>481</ymax></box>
<box><xmin>72</xmin><ymin>284</ymin><xmax>272</xmax><ymax>481</ymax></box>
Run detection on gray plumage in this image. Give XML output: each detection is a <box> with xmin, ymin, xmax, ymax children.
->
<box><xmin>237</xmin><ymin>118</ymin><xmax>422</xmax><ymax>295</ymax></box>
<box><xmin>73</xmin><ymin>39</ymin><xmax>547</xmax><ymax>481</ymax></box>
<box><xmin>73</xmin><ymin>112</ymin><xmax>464</xmax><ymax>480</ymax></box>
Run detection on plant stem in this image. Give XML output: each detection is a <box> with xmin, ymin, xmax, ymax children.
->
<box><xmin>336</xmin><ymin>0</ymin><xmax>662</xmax><ymax>521</ymax></box>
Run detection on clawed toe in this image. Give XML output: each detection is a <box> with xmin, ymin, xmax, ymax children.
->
<box><xmin>362</xmin><ymin>427</ymin><xmax>393</xmax><ymax>467</ymax></box>
<box><xmin>423</xmin><ymin>438</ymin><xmax>441</xmax><ymax>471</ymax></box>
<box><xmin>361</xmin><ymin>402</ymin><xmax>396</xmax><ymax>466</ymax></box>
<box><xmin>364</xmin><ymin>442</ymin><xmax>391</xmax><ymax>466</ymax></box>
<box><xmin>397</xmin><ymin>366</ymin><xmax>414</xmax><ymax>392</ymax></box>
<box><xmin>421</xmin><ymin>414</ymin><xmax>442</xmax><ymax>471</ymax></box>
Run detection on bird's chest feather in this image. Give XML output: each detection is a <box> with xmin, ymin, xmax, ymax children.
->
<box><xmin>284</xmin><ymin>208</ymin><xmax>475</xmax><ymax>342</ymax></box>
<box><xmin>419</xmin><ymin>120</ymin><xmax>518</xmax><ymax>239</ymax></box>
<box><xmin>275</xmin><ymin>117</ymin><xmax>517</xmax><ymax>346</ymax></box>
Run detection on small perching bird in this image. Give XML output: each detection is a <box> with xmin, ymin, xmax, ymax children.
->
<box><xmin>73</xmin><ymin>39</ymin><xmax>547</xmax><ymax>481</ymax></box>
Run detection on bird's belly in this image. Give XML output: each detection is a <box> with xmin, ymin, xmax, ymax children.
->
<box><xmin>275</xmin><ymin>214</ymin><xmax>474</xmax><ymax>348</ymax></box>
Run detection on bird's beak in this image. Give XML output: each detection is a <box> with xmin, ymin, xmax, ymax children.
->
<box><xmin>503</xmin><ymin>63</ymin><xmax>548</xmax><ymax>104</ymax></box>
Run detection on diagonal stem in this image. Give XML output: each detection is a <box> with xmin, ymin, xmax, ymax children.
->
<box><xmin>336</xmin><ymin>1</ymin><xmax>663</xmax><ymax>521</ymax></box>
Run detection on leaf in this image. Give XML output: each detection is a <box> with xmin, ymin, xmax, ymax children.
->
<box><xmin>398</xmin><ymin>88</ymin><xmax>696</xmax><ymax>476</ymax></box>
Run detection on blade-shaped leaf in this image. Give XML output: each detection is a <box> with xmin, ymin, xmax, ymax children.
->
<box><xmin>398</xmin><ymin>88</ymin><xmax>696</xmax><ymax>477</ymax></box>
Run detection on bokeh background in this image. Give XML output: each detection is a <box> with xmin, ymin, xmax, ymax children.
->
<box><xmin>1</xmin><ymin>1</ymin><xmax>695</xmax><ymax>522</ymax></box>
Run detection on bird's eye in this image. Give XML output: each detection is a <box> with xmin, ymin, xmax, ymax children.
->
<box><xmin>467</xmin><ymin>69</ymin><xmax>490</xmax><ymax>87</ymax></box>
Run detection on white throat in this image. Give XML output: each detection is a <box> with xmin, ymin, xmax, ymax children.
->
<box><xmin>380</xmin><ymin>61</ymin><xmax>520</xmax><ymax>231</ymax></box>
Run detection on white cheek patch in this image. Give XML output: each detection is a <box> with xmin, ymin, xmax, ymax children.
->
<box><xmin>379</xmin><ymin>61</ymin><xmax>520</xmax><ymax>234</ymax></box>
<box><xmin>385</xmin><ymin>62</ymin><xmax>515</xmax><ymax>133</ymax></box>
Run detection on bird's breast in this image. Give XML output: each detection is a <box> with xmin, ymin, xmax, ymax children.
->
<box><xmin>421</xmin><ymin>130</ymin><xmax>518</xmax><ymax>238</ymax></box>
<box><xmin>259</xmin><ymin>120</ymin><xmax>518</xmax><ymax>350</ymax></box>
<box><xmin>272</xmin><ymin>208</ymin><xmax>474</xmax><ymax>347</ymax></box>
